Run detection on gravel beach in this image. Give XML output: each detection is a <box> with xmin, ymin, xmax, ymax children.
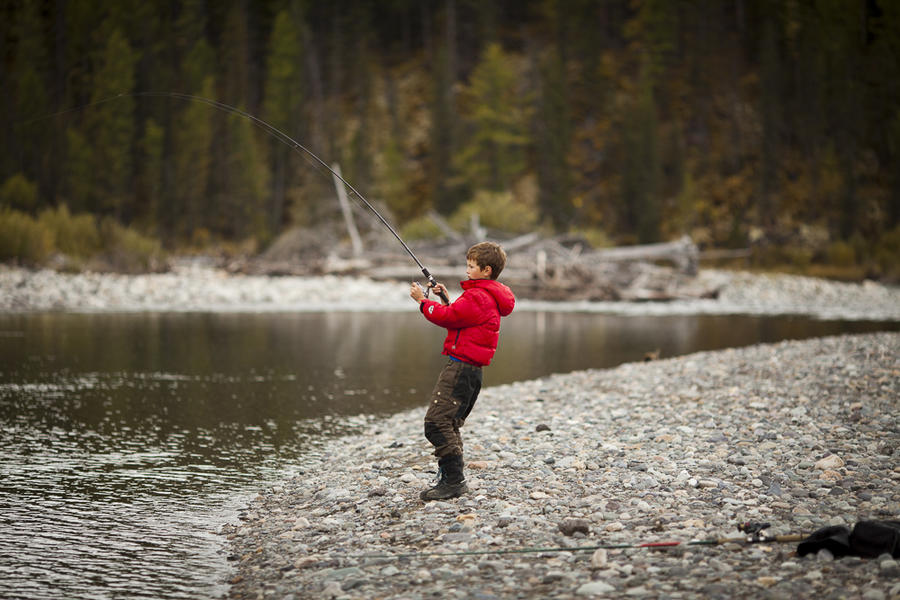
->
<box><xmin>224</xmin><ymin>332</ymin><xmax>899</xmax><ymax>600</ymax></box>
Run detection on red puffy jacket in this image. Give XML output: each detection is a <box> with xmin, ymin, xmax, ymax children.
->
<box><xmin>419</xmin><ymin>278</ymin><xmax>516</xmax><ymax>366</ymax></box>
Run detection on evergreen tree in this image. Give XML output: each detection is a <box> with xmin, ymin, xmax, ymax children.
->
<box><xmin>167</xmin><ymin>1</ymin><xmax>216</xmax><ymax>243</ymax></box>
<box><xmin>263</xmin><ymin>5</ymin><xmax>306</xmax><ymax>233</ymax></box>
<box><xmin>534</xmin><ymin>45</ymin><xmax>573</xmax><ymax>229</ymax></box>
<box><xmin>621</xmin><ymin>62</ymin><xmax>661</xmax><ymax>243</ymax></box>
<box><xmin>8</xmin><ymin>0</ymin><xmax>52</xmax><ymax>204</ymax></box>
<box><xmin>136</xmin><ymin>118</ymin><xmax>164</xmax><ymax>232</ymax></box>
<box><xmin>757</xmin><ymin>15</ymin><xmax>781</xmax><ymax>229</ymax></box>
<box><xmin>454</xmin><ymin>43</ymin><xmax>529</xmax><ymax>195</ymax></box>
<box><xmin>62</xmin><ymin>127</ymin><xmax>94</xmax><ymax>213</ymax></box>
<box><xmin>214</xmin><ymin>111</ymin><xmax>268</xmax><ymax>241</ymax></box>
<box><xmin>84</xmin><ymin>27</ymin><xmax>137</xmax><ymax>219</ymax></box>
<box><xmin>219</xmin><ymin>1</ymin><xmax>252</xmax><ymax>107</ymax></box>
<box><xmin>172</xmin><ymin>78</ymin><xmax>215</xmax><ymax>242</ymax></box>
<box><xmin>429</xmin><ymin>0</ymin><xmax>461</xmax><ymax>214</ymax></box>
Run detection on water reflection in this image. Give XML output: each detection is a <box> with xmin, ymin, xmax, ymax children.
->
<box><xmin>0</xmin><ymin>311</ymin><xmax>896</xmax><ymax>599</ymax></box>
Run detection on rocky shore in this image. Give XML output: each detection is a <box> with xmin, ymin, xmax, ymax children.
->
<box><xmin>2</xmin><ymin>263</ymin><xmax>900</xmax><ymax>321</ymax></box>
<box><xmin>224</xmin><ymin>332</ymin><xmax>899</xmax><ymax>600</ymax></box>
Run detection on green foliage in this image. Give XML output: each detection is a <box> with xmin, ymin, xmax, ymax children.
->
<box><xmin>97</xmin><ymin>218</ymin><xmax>164</xmax><ymax>273</ymax></box>
<box><xmin>0</xmin><ymin>174</ymin><xmax>38</xmax><ymax>211</ymax></box>
<box><xmin>263</xmin><ymin>6</ymin><xmax>307</xmax><ymax>232</ymax></box>
<box><xmin>454</xmin><ymin>43</ymin><xmax>530</xmax><ymax>194</ymax></box>
<box><xmin>85</xmin><ymin>27</ymin><xmax>137</xmax><ymax>216</ymax></box>
<box><xmin>874</xmin><ymin>226</ymin><xmax>900</xmax><ymax>280</ymax></box>
<box><xmin>215</xmin><ymin>112</ymin><xmax>269</xmax><ymax>241</ymax></box>
<box><xmin>62</xmin><ymin>127</ymin><xmax>94</xmax><ymax>213</ymax></box>
<box><xmin>449</xmin><ymin>189</ymin><xmax>538</xmax><ymax>234</ymax></box>
<box><xmin>0</xmin><ymin>209</ymin><xmax>52</xmax><ymax>264</ymax></box>
<box><xmin>379</xmin><ymin>138</ymin><xmax>416</xmax><ymax>222</ymax></box>
<box><xmin>569</xmin><ymin>227</ymin><xmax>614</xmax><ymax>249</ymax></box>
<box><xmin>399</xmin><ymin>215</ymin><xmax>443</xmax><ymax>242</ymax></box>
<box><xmin>825</xmin><ymin>240</ymin><xmax>855</xmax><ymax>268</ymax></box>
<box><xmin>0</xmin><ymin>203</ymin><xmax>162</xmax><ymax>271</ymax></box>
<box><xmin>37</xmin><ymin>205</ymin><xmax>100</xmax><ymax>258</ymax></box>
<box><xmin>620</xmin><ymin>61</ymin><xmax>661</xmax><ymax>243</ymax></box>
<box><xmin>534</xmin><ymin>44</ymin><xmax>574</xmax><ymax>228</ymax></box>
<box><xmin>172</xmin><ymin>77</ymin><xmax>215</xmax><ymax>240</ymax></box>
<box><xmin>137</xmin><ymin>119</ymin><xmax>165</xmax><ymax>229</ymax></box>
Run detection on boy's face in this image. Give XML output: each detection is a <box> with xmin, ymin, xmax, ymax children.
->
<box><xmin>466</xmin><ymin>258</ymin><xmax>492</xmax><ymax>280</ymax></box>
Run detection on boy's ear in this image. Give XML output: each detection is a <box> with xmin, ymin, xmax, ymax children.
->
<box><xmin>484</xmin><ymin>265</ymin><xmax>493</xmax><ymax>277</ymax></box>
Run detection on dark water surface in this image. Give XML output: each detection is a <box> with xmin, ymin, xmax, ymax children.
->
<box><xmin>1</xmin><ymin>311</ymin><xmax>896</xmax><ymax>599</ymax></box>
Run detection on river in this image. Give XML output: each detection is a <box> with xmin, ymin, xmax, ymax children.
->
<box><xmin>1</xmin><ymin>311</ymin><xmax>896</xmax><ymax>599</ymax></box>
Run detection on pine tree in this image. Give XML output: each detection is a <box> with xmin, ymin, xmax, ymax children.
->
<box><xmin>429</xmin><ymin>0</ymin><xmax>461</xmax><ymax>214</ymax></box>
<box><xmin>454</xmin><ymin>43</ymin><xmax>529</xmax><ymax>195</ymax></box>
<box><xmin>534</xmin><ymin>45</ymin><xmax>573</xmax><ymax>229</ymax></box>
<box><xmin>84</xmin><ymin>27</ymin><xmax>137</xmax><ymax>219</ymax></box>
<box><xmin>621</xmin><ymin>62</ymin><xmax>662</xmax><ymax>243</ymax></box>
<box><xmin>217</xmin><ymin>111</ymin><xmax>269</xmax><ymax>241</ymax></box>
<box><xmin>136</xmin><ymin>118</ymin><xmax>164</xmax><ymax>232</ymax></box>
<box><xmin>167</xmin><ymin>0</ymin><xmax>216</xmax><ymax>243</ymax></box>
<box><xmin>62</xmin><ymin>127</ymin><xmax>94</xmax><ymax>213</ymax></box>
<box><xmin>263</xmin><ymin>5</ymin><xmax>306</xmax><ymax>234</ymax></box>
<box><xmin>757</xmin><ymin>15</ymin><xmax>781</xmax><ymax>229</ymax></box>
<box><xmin>8</xmin><ymin>0</ymin><xmax>52</xmax><ymax>204</ymax></box>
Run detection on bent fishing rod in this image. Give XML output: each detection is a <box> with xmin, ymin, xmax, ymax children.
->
<box><xmin>24</xmin><ymin>91</ymin><xmax>450</xmax><ymax>304</ymax></box>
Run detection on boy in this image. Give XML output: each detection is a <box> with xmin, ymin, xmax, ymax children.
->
<box><xmin>409</xmin><ymin>242</ymin><xmax>515</xmax><ymax>501</ymax></box>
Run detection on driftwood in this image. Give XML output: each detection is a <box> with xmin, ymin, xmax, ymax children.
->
<box><xmin>243</xmin><ymin>212</ymin><xmax>719</xmax><ymax>301</ymax></box>
<box><xmin>355</xmin><ymin>233</ymin><xmax>716</xmax><ymax>302</ymax></box>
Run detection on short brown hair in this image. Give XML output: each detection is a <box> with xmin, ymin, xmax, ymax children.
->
<box><xmin>467</xmin><ymin>242</ymin><xmax>507</xmax><ymax>279</ymax></box>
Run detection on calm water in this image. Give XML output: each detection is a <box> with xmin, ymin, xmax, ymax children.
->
<box><xmin>1</xmin><ymin>311</ymin><xmax>896</xmax><ymax>599</ymax></box>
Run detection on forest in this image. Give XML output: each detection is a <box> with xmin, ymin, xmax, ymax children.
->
<box><xmin>2</xmin><ymin>0</ymin><xmax>899</xmax><ymax>279</ymax></box>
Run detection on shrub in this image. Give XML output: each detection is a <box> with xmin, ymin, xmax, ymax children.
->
<box><xmin>400</xmin><ymin>215</ymin><xmax>444</xmax><ymax>241</ymax></box>
<box><xmin>0</xmin><ymin>208</ymin><xmax>52</xmax><ymax>264</ymax></box>
<box><xmin>98</xmin><ymin>218</ymin><xmax>164</xmax><ymax>273</ymax></box>
<box><xmin>38</xmin><ymin>204</ymin><xmax>100</xmax><ymax>258</ymax></box>
<box><xmin>824</xmin><ymin>240</ymin><xmax>856</xmax><ymax>267</ymax></box>
<box><xmin>874</xmin><ymin>226</ymin><xmax>900</xmax><ymax>280</ymax></box>
<box><xmin>568</xmin><ymin>227</ymin><xmax>614</xmax><ymax>249</ymax></box>
<box><xmin>449</xmin><ymin>189</ymin><xmax>538</xmax><ymax>234</ymax></box>
<box><xmin>0</xmin><ymin>173</ymin><xmax>38</xmax><ymax>211</ymax></box>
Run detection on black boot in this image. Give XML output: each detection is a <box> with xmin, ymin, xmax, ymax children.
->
<box><xmin>420</xmin><ymin>455</ymin><xmax>468</xmax><ymax>501</ymax></box>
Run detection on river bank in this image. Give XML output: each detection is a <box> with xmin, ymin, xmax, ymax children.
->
<box><xmin>1</xmin><ymin>264</ymin><xmax>899</xmax><ymax>321</ymax></box>
<box><xmin>224</xmin><ymin>332</ymin><xmax>899</xmax><ymax>599</ymax></box>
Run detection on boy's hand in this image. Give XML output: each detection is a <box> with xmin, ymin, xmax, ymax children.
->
<box><xmin>432</xmin><ymin>283</ymin><xmax>450</xmax><ymax>305</ymax></box>
<box><xmin>410</xmin><ymin>282</ymin><xmax>425</xmax><ymax>302</ymax></box>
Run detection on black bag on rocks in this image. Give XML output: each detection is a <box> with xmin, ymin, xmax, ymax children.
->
<box><xmin>849</xmin><ymin>520</ymin><xmax>900</xmax><ymax>558</ymax></box>
<box><xmin>797</xmin><ymin>520</ymin><xmax>900</xmax><ymax>558</ymax></box>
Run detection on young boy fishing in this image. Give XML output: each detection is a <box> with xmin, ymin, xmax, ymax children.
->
<box><xmin>409</xmin><ymin>241</ymin><xmax>515</xmax><ymax>501</ymax></box>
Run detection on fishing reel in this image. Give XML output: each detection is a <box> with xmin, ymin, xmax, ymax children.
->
<box><xmin>421</xmin><ymin>270</ymin><xmax>450</xmax><ymax>305</ymax></box>
<box><xmin>737</xmin><ymin>521</ymin><xmax>772</xmax><ymax>541</ymax></box>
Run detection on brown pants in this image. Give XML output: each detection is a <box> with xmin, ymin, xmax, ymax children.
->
<box><xmin>423</xmin><ymin>359</ymin><xmax>483</xmax><ymax>458</ymax></box>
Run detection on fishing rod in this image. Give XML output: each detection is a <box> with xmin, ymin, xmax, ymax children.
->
<box><xmin>353</xmin><ymin>522</ymin><xmax>807</xmax><ymax>560</ymax></box>
<box><xmin>23</xmin><ymin>91</ymin><xmax>450</xmax><ymax>304</ymax></box>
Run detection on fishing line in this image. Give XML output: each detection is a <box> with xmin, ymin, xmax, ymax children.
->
<box><xmin>16</xmin><ymin>93</ymin><xmax>132</xmax><ymax>127</ymax></box>
<box><xmin>19</xmin><ymin>91</ymin><xmax>449</xmax><ymax>302</ymax></box>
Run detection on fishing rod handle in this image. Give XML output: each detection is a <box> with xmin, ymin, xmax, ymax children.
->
<box><xmin>421</xmin><ymin>268</ymin><xmax>450</xmax><ymax>305</ymax></box>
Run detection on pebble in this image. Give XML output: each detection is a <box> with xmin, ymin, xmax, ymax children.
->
<box><xmin>576</xmin><ymin>581</ymin><xmax>615</xmax><ymax>595</ymax></box>
<box><xmin>880</xmin><ymin>558</ymin><xmax>900</xmax><ymax>577</ymax></box>
<box><xmin>223</xmin><ymin>332</ymin><xmax>900</xmax><ymax>599</ymax></box>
